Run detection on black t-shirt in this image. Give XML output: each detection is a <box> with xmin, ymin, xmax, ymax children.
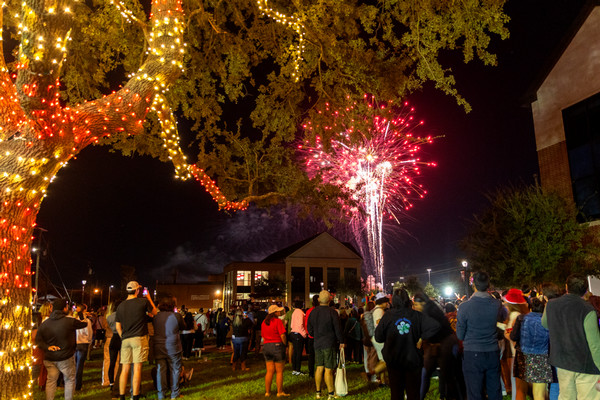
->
<box><xmin>232</xmin><ymin>318</ymin><xmax>254</xmax><ymax>337</ymax></box>
<box><xmin>115</xmin><ymin>298</ymin><xmax>152</xmax><ymax>340</ymax></box>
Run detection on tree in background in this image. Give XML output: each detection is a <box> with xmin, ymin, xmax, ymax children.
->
<box><xmin>461</xmin><ymin>184</ymin><xmax>600</xmax><ymax>288</ymax></box>
<box><xmin>424</xmin><ymin>282</ymin><xmax>440</xmax><ymax>299</ymax></box>
<box><xmin>0</xmin><ymin>0</ymin><xmax>509</xmax><ymax>394</ymax></box>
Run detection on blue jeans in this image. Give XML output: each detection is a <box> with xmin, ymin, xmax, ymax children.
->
<box><xmin>44</xmin><ymin>356</ymin><xmax>76</xmax><ymax>400</ymax></box>
<box><xmin>232</xmin><ymin>337</ymin><xmax>249</xmax><ymax>362</ymax></box>
<box><xmin>462</xmin><ymin>350</ymin><xmax>502</xmax><ymax>400</ymax></box>
<box><xmin>75</xmin><ymin>344</ymin><xmax>89</xmax><ymax>390</ymax></box>
<box><xmin>156</xmin><ymin>353</ymin><xmax>183</xmax><ymax>399</ymax></box>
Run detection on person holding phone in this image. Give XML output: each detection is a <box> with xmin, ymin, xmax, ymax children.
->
<box><xmin>115</xmin><ymin>281</ymin><xmax>158</xmax><ymax>400</ymax></box>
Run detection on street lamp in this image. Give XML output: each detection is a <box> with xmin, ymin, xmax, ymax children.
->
<box><xmin>108</xmin><ymin>285</ymin><xmax>114</xmax><ymax>305</ymax></box>
<box><xmin>427</xmin><ymin>268</ymin><xmax>432</xmax><ymax>284</ymax></box>
<box><xmin>462</xmin><ymin>260</ymin><xmax>468</xmax><ymax>297</ymax></box>
<box><xmin>81</xmin><ymin>280</ymin><xmax>87</xmax><ymax>304</ymax></box>
<box><xmin>94</xmin><ymin>288</ymin><xmax>104</xmax><ymax>307</ymax></box>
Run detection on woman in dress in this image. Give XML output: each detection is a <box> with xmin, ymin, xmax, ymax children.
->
<box><xmin>261</xmin><ymin>304</ymin><xmax>289</xmax><ymax>397</ymax></box>
<box><xmin>503</xmin><ymin>289</ymin><xmax>529</xmax><ymax>400</ymax></box>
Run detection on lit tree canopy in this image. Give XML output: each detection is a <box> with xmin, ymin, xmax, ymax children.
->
<box><xmin>0</xmin><ymin>0</ymin><xmax>509</xmax><ymax>396</ymax></box>
<box><xmin>460</xmin><ymin>184</ymin><xmax>600</xmax><ymax>288</ymax></box>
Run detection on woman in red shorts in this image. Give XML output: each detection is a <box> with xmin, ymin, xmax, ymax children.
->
<box><xmin>261</xmin><ymin>304</ymin><xmax>290</xmax><ymax>397</ymax></box>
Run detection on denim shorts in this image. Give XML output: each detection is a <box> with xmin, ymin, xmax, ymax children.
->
<box><xmin>262</xmin><ymin>342</ymin><xmax>285</xmax><ymax>362</ymax></box>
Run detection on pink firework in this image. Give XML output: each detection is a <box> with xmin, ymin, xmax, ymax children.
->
<box><xmin>300</xmin><ymin>99</ymin><xmax>437</xmax><ymax>289</ymax></box>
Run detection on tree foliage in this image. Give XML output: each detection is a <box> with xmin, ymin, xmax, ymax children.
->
<box><xmin>95</xmin><ymin>0</ymin><xmax>510</xmax><ymax>208</ymax></box>
<box><xmin>461</xmin><ymin>184</ymin><xmax>600</xmax><ymax>287</ymax></box>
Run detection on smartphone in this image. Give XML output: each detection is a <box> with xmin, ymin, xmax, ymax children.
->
<box><xmin>143</xmin><ymin>287</ymin><xmax>148</xmax><ymax>296</ymax></box>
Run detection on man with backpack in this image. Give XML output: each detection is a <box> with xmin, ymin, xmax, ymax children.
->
<box><xmin>193</xmin><ymin>308</ymin><xmax>208</xmax><ymax>351</ymax></box>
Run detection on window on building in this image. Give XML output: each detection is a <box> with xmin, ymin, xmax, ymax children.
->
<box><xmin>236</xmin><ymin>271</ymin><xmax>251</xmax><ymax>286</ymax></box>
<box><xmin>564</xmin><ymin>92</ymin><xmax>600</xmax><ymax>221</ymax></box>
<box><xmin>254</xmin><ymin>271</ymin><xmax>269</xmax><ymax>281</ymax></box>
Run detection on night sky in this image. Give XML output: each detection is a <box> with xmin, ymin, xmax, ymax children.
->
<box><xmin>34</xmin><ymin>0</ymin><xmax>589</xmax><ymax>295</ymax></box>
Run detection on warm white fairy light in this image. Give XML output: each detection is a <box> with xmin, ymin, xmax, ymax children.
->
<box><xmin>256</xmin><ymin>0</ymin><xmax>305</xmax><ymax>82</ymax></box>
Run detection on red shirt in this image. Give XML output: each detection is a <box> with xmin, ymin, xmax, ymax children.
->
<box><xmin>305</xmin><ymin>306</ymin><xmax>315</xmax><ymax>338</ymax></box>
<box><xmin>261</xmin><ymin>317</ymin><xmax>286</xmax><ymax>344</ymax></box>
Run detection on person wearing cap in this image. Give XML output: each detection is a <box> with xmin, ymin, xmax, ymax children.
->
<box><xmin>35</xmin><ymin>298</ymin><xmax>89</xmax><ymax>400</ymax></box>
<box><xmin>307</xmin><ymin>290</ymin><xmax>345</xmax><ymax>400</ymax></box>
<box><xmin>503</xmin><ymin>288</ymin><xmax>529</xmax><ymax>400</ymax></box>
<box><xmin>456</xmin><ymin>271</ymin><xmax>503</xmax><ymax>400</ymax></box>
<box><xmin>542</xmin><ymin>273</ymin><xmax>600</xmax><ymax>400</ymax></box>
<box><xmin>115</xmin><ymin>281</ymin><xmax>158</xmax><ymax>400</ymax></box>
<box><xmin>261</xmin><ymin>304</ymin><xmax>290</xmax><ymax>397</ymax></box>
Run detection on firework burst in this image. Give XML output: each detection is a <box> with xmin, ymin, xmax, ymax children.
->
<box><xmin>299</xmin><ymin>98</ymin><xmax>437</xmax><ymax>289</ymax></box>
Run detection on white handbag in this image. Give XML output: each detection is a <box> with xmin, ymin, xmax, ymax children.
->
<box><xmin>335</xmin><ymin>347</ymin><xmax>348</xmax><ymax>397</ymax></box>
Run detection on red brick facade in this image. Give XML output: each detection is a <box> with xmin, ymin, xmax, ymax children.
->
<box><xmin>538</xmin><ymin>141</ymin><xmax>575</xmax><ymax>205</ymax></box>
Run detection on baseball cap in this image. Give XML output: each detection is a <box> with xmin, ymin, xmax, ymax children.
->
<box><xmin>126</xmin><ymin>281</ymin><xmax>140</xmax><ymax>291</ymax></box>
<box><xmin>268</xmin><ymin>304</ymin><xmax>284</xmax><ymax>314</ymax></box>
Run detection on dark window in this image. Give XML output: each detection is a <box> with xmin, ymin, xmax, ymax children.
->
<box><xmin>291</xmin><ymin>267</ymin><xmax>305</xmax><ymax>303</ymax></box>
<box><xmin>327</xmin><ymin>268</ymin><xmax>340</xmax><ymax>293</ymax></box>
<box><xmin>309</xmin><ymin>268</ymin><xmax>323</xmax><ymax>293</ymax></box>
<box><xmin>563</xmin><ymin>92</ymin><xmax>600</xmax><ymax>221</ymax></box>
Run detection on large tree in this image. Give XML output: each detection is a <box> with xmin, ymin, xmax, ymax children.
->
<box><xmin>461</xmin><ymin>184</ymin><xmax>600</xmax><ymax>288</ymax></box>
<box><xmin>0</xmin><ymin>0</ymin><xmax>509</xmax><ymax>395</ymax></box>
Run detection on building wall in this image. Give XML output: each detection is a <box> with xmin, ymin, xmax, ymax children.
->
<box><xmin>156</xmin><ymin>283</ymin><xmax>223</xmax><ymax>312</ymax></box>
<box><xmin>532</xmin><ymin>6</ymin><xmax>600</xmax><ymax>198</ymax></box>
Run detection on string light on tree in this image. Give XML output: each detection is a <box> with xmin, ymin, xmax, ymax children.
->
<box><xmin>300</xmin><ymin>96</ymin><xmax>437</xmax><ymax>289</ymax></box>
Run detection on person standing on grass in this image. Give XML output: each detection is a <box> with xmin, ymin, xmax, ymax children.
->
<box><xmin>116</xmin><ymin>281</ymin><xmax>158</xmax><ymax>400</ymax></box>
<box><xmin>304</xmin><ymin>295</ymin><xmax>319</xmax><ymax>378</ymax></box>
<box><xmin>261</xmin><ymin>304</ymin><xmax>290</xmax><ymax>397</ymax></box>
<box><xmin>374</xmin><ymin>289</ymin><xmax>440</xmax><ymax>400</ymax></box>
<box><xmin>290</xmin><ymin>300</ymin><xmax>308</xmax><ymax>375</ymax></box>
<box><xmin>35</xmin><ymin>298</ymin><xmax>89</xmax><ymax>400</ymax></box>
<box><xmin>193</xmin><ymin>308</ymin><xmax>208</xmax><ymax>351</ymax></box>
<box><xmin>307</xmin><ymin>290</ymin><xmax>345</xmax><ymax>400</ymax></box>
<box><xmin>542</xmin><ymin>273</ymin><xmax>600</xmax><ymax>399</ymax></box>
<box><xmin>153</xmin><ymin>296</ymin><xmax>186</xmax><ymax>400</ymax></box>
<box><xmin>456</xmin><ymin>271</ymin><xmax>503</xmax><ymax>400</ymax></box>
<box><xmin>74</xmin><ymin>304</ymin><xmax>93</xmax><ymax>391</ymax></box>
<box><xmin>231</xmin><ymin>309</ymin><xmax>254</xmax><ymax>371</ymax></box>
<box><xmin>106</xmin><ymin>300</ymin><xmax>122</xmax><ymax>396</ymax></box>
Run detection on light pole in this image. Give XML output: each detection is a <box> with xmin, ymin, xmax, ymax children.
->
<box><xmin>462</xmin><ymin>260</ymin><xmax>468</xmax><ymax>297</ymax></box>
<box><xmin>427</xmin><ymin>268</ymin><xmax>432</xmax><ymax>284</ymax></box>
<box><xmin>81</xmin><ymin>280</ymin><xmax>87</xmax><ymax>304</ymax></box>
<box><xmin>94</xmin><ymin>288</ymin><xmax>103</xmax><ymax>307</ymax></box>
<box><xmin>108</xmin><ymin>285</ymin><xmax>114</xmax><ymax>305</ymax></box>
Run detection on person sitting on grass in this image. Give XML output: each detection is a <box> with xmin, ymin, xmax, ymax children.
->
<box><xmin>261</xmin><ymin>304</ymin><xmax>290</xmax><ymax>397</ymax></box>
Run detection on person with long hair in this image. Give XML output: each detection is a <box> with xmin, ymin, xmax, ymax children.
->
<box><xmin>261</xmin><ymin>304</ymin><xmax>289</xmax><ymax>397</ymax></box>
<box><xmin>232</xmin><ymin>309</ymin><xmax>254</xmax><ymax>371</ymax></box>
<box><xmin>374</xmin><ymin>289</ymin><xmax>440</xmax><ymax>399</ymax></box>
<box><xmin>503</xmin><ymin>289</ymin><xmax>529</xmax><ymax>400</ymax></box>
<box><xmin>509</xmin><ymin>297</ymin><xmax>552</xmax><ymax>400</ymax></box>
<box><xmin>413</xmin><ymin>292</ymin><xmax>463</xmax><ymax>400</ymax></box>
<box><xmin>106</xmin><ymin>299</ymin><xmax>123</xmax><ymax>396</ymax></box>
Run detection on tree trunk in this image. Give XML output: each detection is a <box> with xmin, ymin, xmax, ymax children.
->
<box><xmin>0</xmin><ymin>196</ymin><xmax>38</xmax><ymax>398</ymax></box>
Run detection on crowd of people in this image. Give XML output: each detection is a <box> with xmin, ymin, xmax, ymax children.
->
<box><xmin>31</xmin><ymin>272</ymin><xmax>600</xmax><ymax>400</ymax></box>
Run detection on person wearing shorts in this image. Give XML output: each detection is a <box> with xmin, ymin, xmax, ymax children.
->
<box><xmin>261</xmin><ymin>304</ymin><xmax>290</xmax><ymax>397</ymax></box>
<box><xmin>116</xmin><ymin>281</ymin><xmax>157</xmax><ymax>400</ymax></box>
<box><xmin>307</xmin><ymin>290</ymin><xmax>345</xmax><ymax>400</ymax></box>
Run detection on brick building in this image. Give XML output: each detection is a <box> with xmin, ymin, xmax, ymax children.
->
<box><xmin>528</xmin><ymin>1</ymin><xmax>600</xmax><ymax>221</ymax></box>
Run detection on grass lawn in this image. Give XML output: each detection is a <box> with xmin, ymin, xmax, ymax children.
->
<box><xmin>33</xmin><ymin>341</ymin><xmax>517</xmax><ymax>399</ymax></box>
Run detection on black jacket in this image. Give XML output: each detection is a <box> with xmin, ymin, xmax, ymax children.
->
<box><xmin>374</xmin><ymin>295</ymin><xmax>440</xmax><ymax>369</ymax></box>
<box><xmin>35</xmin><ymin>310</ymin><xmax>88</xmax><ymax>361</ymax></box>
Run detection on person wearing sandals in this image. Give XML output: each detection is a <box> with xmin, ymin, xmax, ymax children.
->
<box><xmin>262</xmin><ymin>304</ymin><xmax>290</xmax><ymax>397</ymax></box>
